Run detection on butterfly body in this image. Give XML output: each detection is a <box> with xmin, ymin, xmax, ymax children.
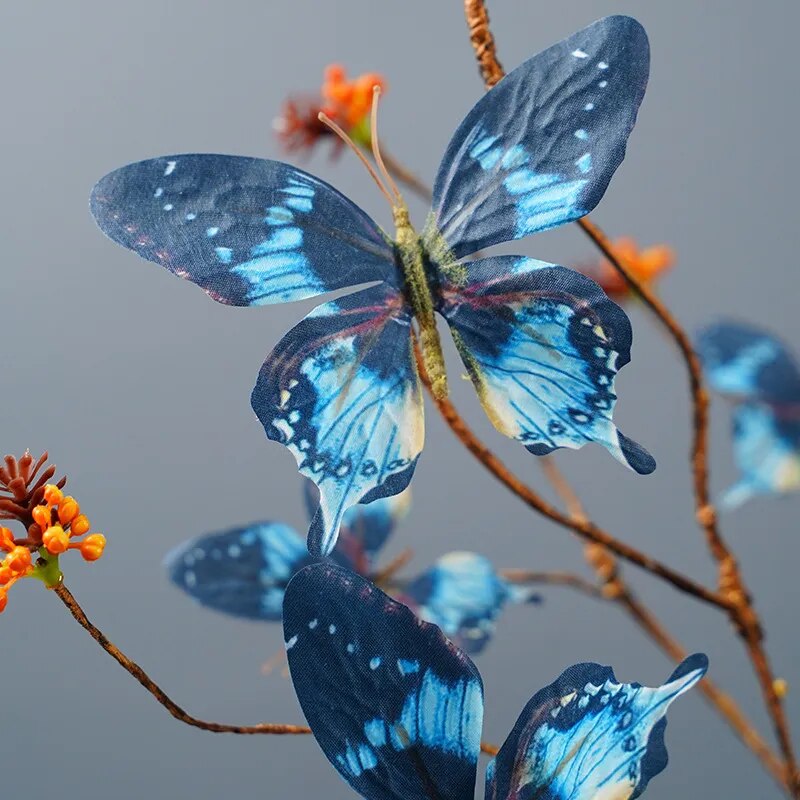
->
<box><xmin>391</xmin><ymin>203</ymin><xmax>448</xmax><ymax>398</ymax></box>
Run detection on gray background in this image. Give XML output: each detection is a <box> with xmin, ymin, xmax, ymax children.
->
<box><xmin>1</xmin><ymin>1</ymin><xmax>797</xmax><ymax>798</ymax></box>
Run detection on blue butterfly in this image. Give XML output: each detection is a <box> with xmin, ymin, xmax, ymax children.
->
<box><xmin>696</xmin><ymin>321</ymin><xmax>800</xmax><ymax>508</ymax></box>
<box><xmin>283</xmin><ymin>562</ymin><xmax>707</xmax><ymax>800</ymax></box>
<box><xmin>91</xmin><ymin>15</ymin><xmax>655</xmax><ymax>558</ymax></box>
<box><xmin>165</xmin><ymin>486</ymin><xmax>538</xmax><ymax>652</ymax></box>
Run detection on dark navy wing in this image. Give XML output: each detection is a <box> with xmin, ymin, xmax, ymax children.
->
<box><xmin>696</xmin><ymin>321</ymin><xmax>800</xmax><ymax>406</ymax></box>
<box><xmin>439</xmin><ymin>256</ymin><xmax>655</xmax><ymax>474</ymax></box>
<box><xmin>423</xmin><ymin>16</ymin><xmax>649</xmax><ymax>261</ymax></box>
<box><xmin>719</xmin><ymin>402</ymin><xmax>800</xmax><ymax>510</ymax></box>
<box><xmin>163</xmin><ymin>522</ymin><xmax>309</xmax><ymax>620</ymax></box>
<box><xmin>486</xmin><ymin>654</ymin><xmax>707</xmax><ymax>800</ymax></box>
<box><xmin>90</xmin><ymin>154</ymin><xmax>396</xmax><ymax>305</ymax></box>
<box><xmin>252</xmin><ymin>283</ymin><xmax>424</xmax><ymax>558</ymax></box>
<box><xmin>284</xmin><ymin>563</ymin><xmax>483</xmax><ymax>800</ymax></box>
<box><xmin>304</xmin><ymin>482</ymin><xmax>412</xmax><ymax>574</ymax></box>
<box><xmin>401</xmin><ymin>552</ymin><xmax>540</xmax><ymax>655</ymax></box>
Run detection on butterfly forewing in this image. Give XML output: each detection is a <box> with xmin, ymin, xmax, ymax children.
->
<box><xmin>424</xmin><ymin>15</ymin><xmax>649</xmax><ymax>261</ymax></box>
<box><xmin>90</xmin><ymin>154</ymin><xmax>396</xmax><ymax>305</ymax></box>
<box><xmin>696</xmin><ymin>321</ymin><xmax>800</xmax><ymax>406</ymax></box>
<box><xmin>439</xmin><ymin>256</ymin><xmax>655</xmax><ymax>474</ymax></box>
<box><xmin>252</xmin><ymin>284</ymin><xmax>424</xmax><ymax>558</ymax></box>
<box><xmin>487</xmin><ymin>655</ymin><xmax>707</xmax><ymax>800</ymax></box>
<box><xmin>164</xmin><ymin>521</ymin><xmax>310</xmax><ymax>620</ymax></box>
<box><xmin>720</xmin><ymin>402</ymin><xmax>800</xmax><ymax>509</ymax></box>
<box><xmin>284</xmin><ymin>563</ymin><xmax>484</xmax><ymax>800</ymax></box>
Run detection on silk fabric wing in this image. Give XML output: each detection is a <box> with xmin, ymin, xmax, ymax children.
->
<box><xmin>165</xmin><ymin>486</ymin><xmax>409</xmax><ymax>620</ymax></box>
<box><xmin>401</xmin><ymin>551</ymin><xmax>540</xmax><ymax>654</ymax></box>
<box><xmin>696</xmin><ymin>321</ymin><xmax>800</xmax><ymax>405</ymax></box>
<box><xmin>424</xmin><ymin>15</ymin><xmax>649</xmax><ymax>259</ymax></box>
<box><xmin>438</xmin><ymin>257</ymin><xmax>655</xmax><ymax>473</ymax></box>
<box><xmin>252</xmin><ymin>284</ymin><xmax>423</xmax><ymax>557</ymax></box>
<box><xmin>284</xmin><ymin>563</ymin><xmax>484</xmax><ymax>800</ymax></box>
<box><xmin>90</xmin><ymin>155</ymin><xmax>395</xmax><ymax>305</ymax></box>
<box><xmin>164</xmin><ymin>522</ymin><xmax>311</xmax><ymax>620</ymax></box>
<box><xmin>485</xmin><ymin>654</ymin><xmax>708</xmax><ymax>800</ymax></box>
<box><xmin>721</xmin><ymin>402</ymin><xmax>800</xmax><ymax>509</ymax></box>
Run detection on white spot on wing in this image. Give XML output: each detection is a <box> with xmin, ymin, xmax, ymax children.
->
<box><xmin>164</xmin><ymin>160</ymin><xmax>177</xmax><ymax>176</ymax></box>
<box><xmin>571</xmin><ymin>49</ymin><xmax>588</xmax><ymax>58</ymax></box>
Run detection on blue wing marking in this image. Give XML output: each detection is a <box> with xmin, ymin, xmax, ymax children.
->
<box><xmin>402</xmin><ymin>552</ymin><xmax>540</xmax><ymax>655</ymax></box>
<box><xmin>439</xmin><ymin>256</ymin><xmax>655</xmax><ymax>474</ymax></box>
<box><xmin>696</xmin><ymin>321</ymin><xmax>800</xmax><ymax>406</ymax></box>
<box><xmin>424</xmin><ymin>16</ymin><xmax>649</xmax><ymax>261</ymax></box>
<box><xmin>90</xmin><ymin>154</ymin><xmax>396</xmax><ymax>305</ymax></box>
<box><xmin>163</xmin><ymin>521</ymin><xmax>309</xmax><ymax>620</ymax></box>
<box><xmin>284</xmin><ymin>563</ymin><xmax>483</xmax><ymax>800</ymax></box>
<box><xmin>486</xmin><ymin>654</ymin><xmax>708</xmax><ymax>800</ymax></box>
<box><xmin>252</xmin><ymin>284</ymin><xmax>424</xmax><ymax>557</ymax></box>
<box><xmin>720</xmin><ymin>402</ymin><xmax>800</xmax><ymax>509</ymax></box>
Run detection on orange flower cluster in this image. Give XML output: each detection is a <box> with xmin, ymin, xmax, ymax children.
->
<box><xmin>585</xmin><ymin>237</ymin><xmax>674</xmax><ymax>300</ymax></box>
<box><xmin>0</xmin><ymin>483</ymin><xmax>106</xmax><ymax>613</ymax></box>
<box><xmin>321</xmin><ymin>64</ymin><xmax>386</xmax><ymax>130</ymax></box>
<box><xmin>275</xmin><ymin>64</ymin><xmax>387</xmax><ymax>154</ymax></box>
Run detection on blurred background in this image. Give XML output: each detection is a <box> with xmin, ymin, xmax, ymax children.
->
<box><xmin>1</xmin><ymin>1</ymin><xmax>798</xmax><ymax>797</ymax></box>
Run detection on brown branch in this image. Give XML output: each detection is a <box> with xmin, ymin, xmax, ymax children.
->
<box><xmin>53</xmin><ymin>583</ymin><xmax>312</xmax><ymax>736</ymax></box>
<box><xmin>54</xmin><ymin>582</ymin><xmax>504</xmax><ymax>758</ymax></box>
<box><xmin>463</xmin><ymin>0</ymin><xmax>504</xmax><ymax>88</ymax></box>
<box><xmin>460</xmin><ymin>4</ymin><xmax>798</xmax><ymax>792</ymax></box>
<box><xmin>414</xmin><ymin>339</ymin><xmax>727</xmax><ymax>609</ymax></box>
<box><xmin>500</xmin><ymin>568</ymin><xmax>604</xmax><ymax>600</ymax></box>
<box><xmin>380</xmin><ymin>149</ymin><xmax>432</xmax><ymax>204</ymax></box>
<box><xmin>371</xmin><ymin>547</ymin><xmax>415</xmax><ymax>586</ymax></box>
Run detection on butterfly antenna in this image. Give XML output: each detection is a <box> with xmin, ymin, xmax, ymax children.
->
<box><xmin>370</xmin><ymin>85</ymin><xmax>403</xmax><ymax>203</ymax></box>
<box><xmin>318</xmin><ymin>111</ymin><xmax>395</xmax><ymax>208</ymax></box>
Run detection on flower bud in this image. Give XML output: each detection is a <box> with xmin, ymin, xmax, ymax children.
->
<box><xmin>43</xmin><ymin>525</ymin><xmax>69</xmax><ymax>555</ymax></box>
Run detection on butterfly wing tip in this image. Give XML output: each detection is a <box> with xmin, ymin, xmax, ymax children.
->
<box><xmin>617</xmin><ymin>431</ymin><xmax>656</xmax><ymax>475</ymax></box>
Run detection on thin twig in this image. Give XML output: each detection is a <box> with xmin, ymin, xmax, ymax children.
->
<box><xmin>414</xmin><ymin>338</ymin><xmax>727</xmax><ymax>610</ymax></box>
<box><xmin>54</xmin><ymin>583</ymin><xmax>504</xmax><ymax>757</ymax></box>
<box><xmin>460</xmin><ymin>4</ymin><xmax>798</xmax><ymax>792</ymax></box>
<box><xmin>537</xmin><ymin>453</ymin><xmax>788</xmax><ymax>792</ymax></box>
<box><xmin>500</xmin><ymin>568</ymin><xmax>604</xmax><ymax>600</ymax></box>
<box><xmin>371</xmin><ymin>547</ymin><xmax>415</xmax><ymax>586</ymax></box>
<box><xmin>53</xmin><ymin>583</ymin><xmax>312</xmax><ymax>736</ymax></box>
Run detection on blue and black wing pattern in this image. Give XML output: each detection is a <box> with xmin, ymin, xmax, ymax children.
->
<box><xmin>164</xmin><ymin>521</ymin><xmax>310</xmax><ymax>620</ymax></box>
<box><xmin>401</xmin><ymin>552</ymin><xmax>540</xmax><ymax>655</ymax></box>
<box><xmin>720</xmin><ymin>402</ymin><xmax>800</xmax><ymax>509</ymax></box>
<box><xmin>696</xmin><ymin>321</ymin><xmax>800</xmax><ymax>406</ymax></box>
<box><xmin>304</xmin><ymin>482</ymin><xmax>411</xmax><ymax>573</ymax></box>
<box><xmin>252</xmin><ymin>284</ymin><xmax>424</xmax><ymax>558</ymax></box>
<box><xmin>284</xmin><ymin>563</ymin><xmax>483</xmax><ymax>800</ymax></box>
<box><xmin>486</xmin><ymin>654</ymin><xmax>707</xmax><ymax>800</ymax></box>
<box><xmin>423</xmin><ymin>16</ymin><xmax>649</xmax><ymax>261</ymax></box>
<box><xmin>90</xmin><ymin>154</ymin><xmax>396</xmax><ymax>305</ymax></box>
<box><xmin>439</xmin><ymin>256</ymin><xmax>654</xmax><ymax>474</ymax></box>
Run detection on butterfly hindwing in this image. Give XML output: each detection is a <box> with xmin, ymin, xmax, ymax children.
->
<box><xmin>90</xmin><ymin>154</ymin><xmax>396</xmax><ymax>305</ymax></box>
<box><xmin>424</xmin><ymin>15</ymin><xmax>649</xmax><ymax>261</ymax></box>
<box><xmin>696</xmin><ymin>321</ymin><xmax>800</xmax><ymax>406</ymax></box>
<box><xmin>439</xmin><ymin>256</ymin><xmax>654</xmax><ymax>473</ymax></box>
<box><xmin>401</xmin><ymin>552</ymin><xmax>540</xmax><ymax>655</ymax></box>
<box><xmin>284</xmin><ymin>563</ymin><xmax>484</xmax><ymax>800</ymax></box>
<box><xmin>304</xmin><ymin>482</ymin><xmax>411</xmax><ymax>572</ymax></box>
<box><xmin>720</xmin><ymin>402</ymin><xmax>800</xmax><ymax>509</ymax></box>
<box><xmin>486</xmin><ymin>654</ymin><xmax>707</xmax><ymax>800</ymax></box>
<box><xmin>163</xmin><ymin>522</ymin><xmax>309</xmax><ymax>620</ymax></box>
<box><xmin>252</xmin><ymin>283</ymin><xmax>424</xmax><ymax>558</ymax></box>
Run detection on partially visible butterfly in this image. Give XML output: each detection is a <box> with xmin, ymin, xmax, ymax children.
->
<box><xmin>165</xmin><ymin>485</ymin><xmax>538</xmax><ymax>654</ymax></box>
<box><xmin>91</xmin><ymin>15</ymin><xmax>655</xmax><ymax>558</ymax></box>
<box><xmin>283</xmin><ymin>562</ymin><xmax>707</xmax><ymax>800</ymax></box>
<box><xmin>697</xmin><ymin>321</ymin><xmax>800</xmax><ymax>508</ymax></box>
